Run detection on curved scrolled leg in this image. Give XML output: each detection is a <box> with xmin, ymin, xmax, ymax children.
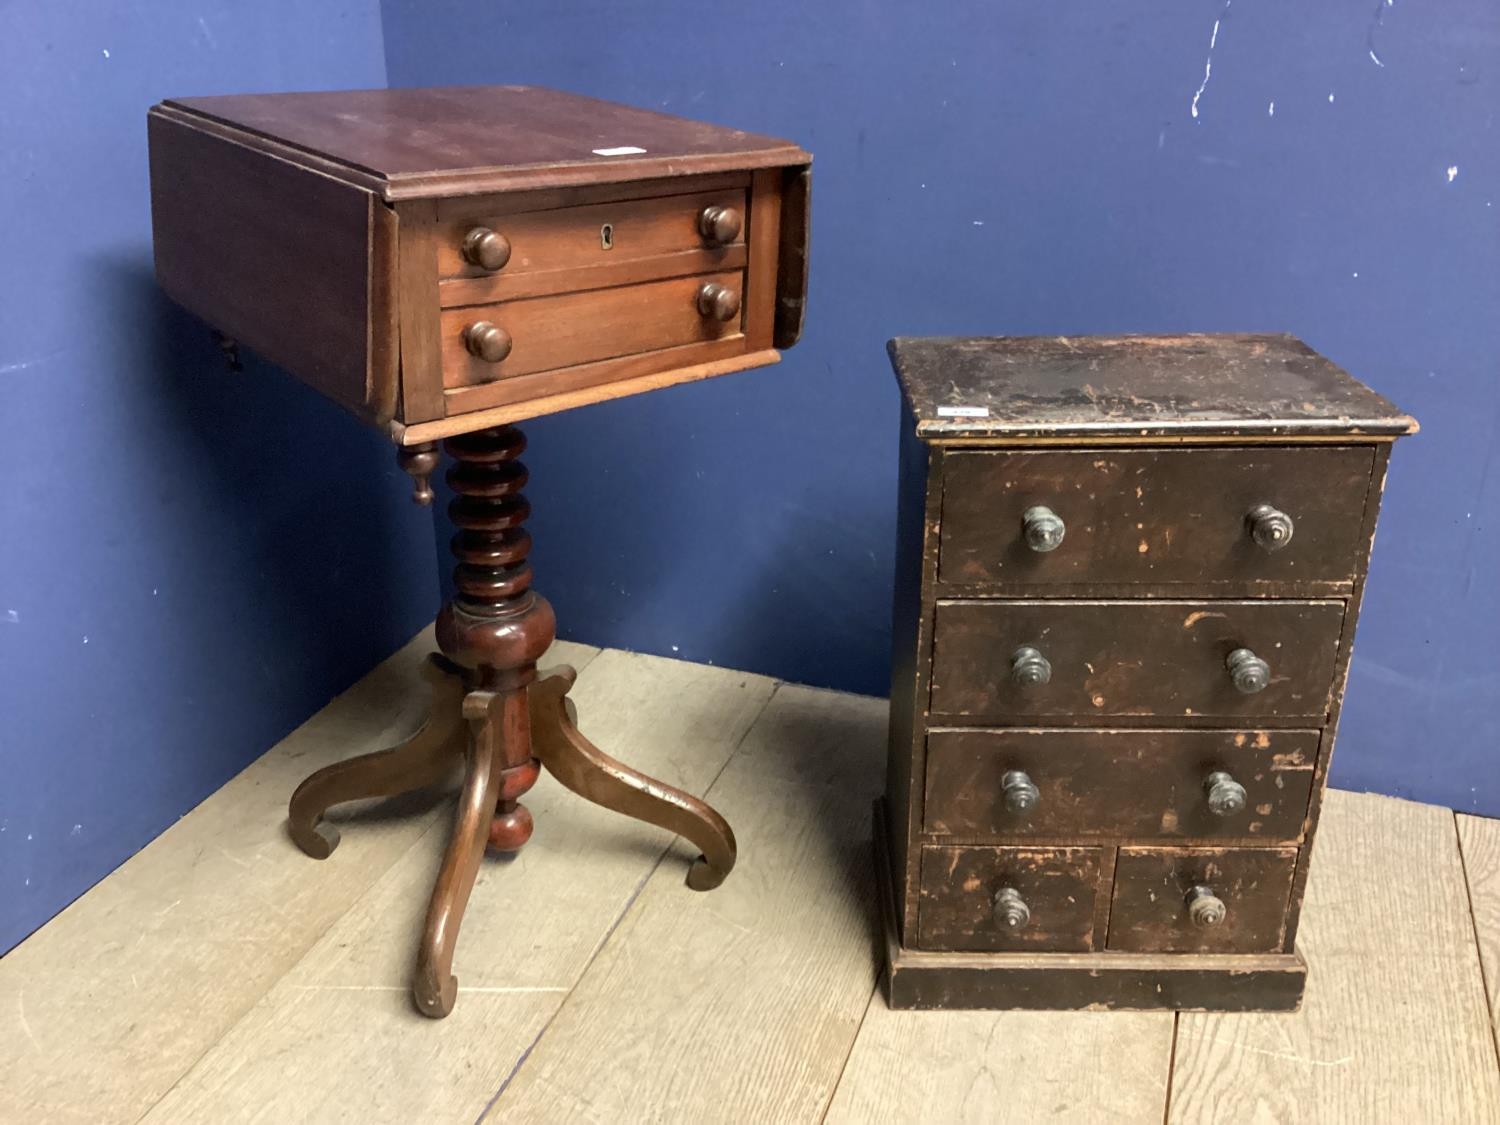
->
<box><xmin>287</xmin><ymin>655</ymin><xmax>467</xmax><ymax>859</ymax></box>
<box><xmin>412</xmin><ymin>688</ymin><xmax>506</xmax><ymax>1018</ymax></box>
<box><xmin>528</xmin><ymin>666</ymin><xmax>738</xmax><ymax>891</ymax></box>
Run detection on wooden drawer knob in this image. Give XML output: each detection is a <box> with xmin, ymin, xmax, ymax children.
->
<box><xmin>1021</xmin><ymin>505</ymin><xmax>1066</xmax><ymax>552</ymax></box>
<box><xmin>1186</xmin><ymin>885</ymin><xmax>1227</xmax><ymax>928</ymax></box>
<box><xmin>992</xmin><ymin>886</ymin><xmax>1031</xmax><ymax>931</ymax></box>
<box><xmin>463</xmin><ymin>321</ymin><xmax>513</xmax><ymax>364</ymax></box>
<box><xmin>696</xmin><ymin>282</ymin><xmax>741</xmax><ymax>323</ymax></box>
<box><xmin>1010</xmin><ymin>645</ymin><xmax>1052</xmax><ymax>687</ymax></box>
<box><xmin>1225</xmin><ymin>647</ymin><xmax>1271</xmax><ymax>694</ymax></box>
<box><xmin>698</xmin><ymin>205</ymin><xmax>743</xmax><ymax>245</ymax></box>
<box><xmin>461</xmin><ymin>227</ymin><xmax>511</xmax><ymax>272</ymax></box>
<box><xmin>1204</xmin><ymin>770</ymin><xmax>1248</xmax><ymax>816</ymax></box>
<box><xmin>1001</xmin><ymin>769</ymin><xmax>1040</xmax><ymax>814</ymax></box>
<box><xmin>1247</xmin><ymin>503</ymin><xmax>1295</xmax><ymax>551</ymax></box>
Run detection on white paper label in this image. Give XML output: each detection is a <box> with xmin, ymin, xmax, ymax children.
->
<box><xmin>592</xmin><ymin>145</ymin><xmax>648</xmax><ymax>156</ymax></box>
<box><xmin>937</xmin><ymin>406</ymin><xmax>991</xmax><ymax>418</ymax></box>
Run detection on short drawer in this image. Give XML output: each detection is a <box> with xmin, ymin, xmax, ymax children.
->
<box><xmin>436</xmin><ymin>186</ymin><xmax>748</xmax><ymax>284</ymax></box>
<box><xmin>917</xmin><ymin>845</ymin><xmax>1101</xmax><ymax>952</ymax></box>
<box><xmin>930</xmin><ymin>599</ymin><xmax>1344</xmax><ymax>721</ymax></box>
<box><xmin>924</xmin><ymin>728</ymin><xmax>1317</xmax><ymax>841</ymax></box>
<box><xmin>1106</xmin><ymin>846</ymin><xmax>1297</xmax><ymax>954</ymax></box>
<box><xmin>440</xmin><ymin>269</ymin><xmax>744</xmax><ymax>390</ymax></box>
<box><xmin>939</xmin><ymin>447</ymin><xmax>1375</xmax><ymax>589</ymax></box>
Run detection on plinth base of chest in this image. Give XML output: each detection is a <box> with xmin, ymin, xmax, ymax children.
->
<box><xmin>874</xmin><ymin>803</ymin><xmax>1305</xmax><ymax>1012</ymax></box>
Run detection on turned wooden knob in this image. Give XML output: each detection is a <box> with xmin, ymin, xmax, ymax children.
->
<box><xmin>1010</xmin><ymin>645</ymin><xmax>1052</xmax><ymax>688</ymax></box>
<box><xmin>463</xmin><ymin>321</ymin><xmax>513</xmax><ymax>364</ymax></box>
<box><xmin>462</xmin><ymin>227</ymin><xmax>511</xmax><ymax>271</ymax></box>
<box><xmin>1022</xmin><ymin>505</ymin><xmax>1066</xmax><ymax>552</ymax></box>
<box><xmin>696</xmin><ymin>282</ymin><xmax>741</xmax><ymax>322</ymax></box>
<box><xmin>993</xmin><ymin>886</ymin><xmax>1031</xmax><ymax>931</ymax></box>
<box><xmin>1001</xmin><ymin>770</ymin><xmax>1040</xmax><ymax>814</ymax></box>
<box><xmin>396</xmin><ymin>442</ymin><xmax>440</xmax><ymax>506</ymax></box>
<box><xmin>1247</xmin><ymin>503</ymin><xmax>1295</xmax><ymax>551</ymax></box>
<box><xmin>698</xmin><ymin>204</ymin><xmax>743</xmax><ymax>245</ymax></box>
<box><xmin>1186</xmin><ymin>885</ymin><xmax>1227</xmax><ymax>929</ymax></box>
<box><xmin>1226</xmin><ymin>647</ymin><xmax>1271</xmax><ymax>694</ymax></box>
<box><xmin>1204</xmin><ymin>770</ymin><xmax>1248</xmax><ymax>817</ymax></box>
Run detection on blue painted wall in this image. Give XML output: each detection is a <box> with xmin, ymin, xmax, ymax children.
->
<box><xmin>0</xmin><ymin>4</ymin><xmax>439</xmax><ymax>951</ymax></box>
<box><xmin>383</xmin><ymin>1</ymin><xmax>1498</xmax><ymax>814</ymax></box>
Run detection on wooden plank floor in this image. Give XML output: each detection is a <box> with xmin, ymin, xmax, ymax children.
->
<box><xmin>4</xmin><ymin>628</ymin><xmax>1499</xmax><ymax>1123</ymax></box>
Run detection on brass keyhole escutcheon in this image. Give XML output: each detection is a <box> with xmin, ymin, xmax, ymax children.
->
<box><xmin>600</xmin><ymin>223</ymin><xmax>614</xmax><ymax>250</ymax></box>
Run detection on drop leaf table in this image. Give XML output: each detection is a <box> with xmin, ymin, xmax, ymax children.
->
<box><xmin>148</xmin><ymin>86</ymin><xmax>811</xmax><ymax>1017</ymax></box>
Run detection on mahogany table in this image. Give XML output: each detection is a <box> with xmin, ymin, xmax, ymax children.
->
<box><xmin>148</xmin><ymin>86</ymin><xmax>811</xmax><ymax>1017</ymax></box>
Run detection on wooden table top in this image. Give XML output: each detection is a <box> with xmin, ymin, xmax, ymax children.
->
<box><xmin>889</xmin><ymin>334</ymin><xmax>1417</xmax><ymax>443</ymax></box>
<box><xmin>161</xmin><ymin>86</ymin><xmax>811</xmax><ymax>200</ymax></box>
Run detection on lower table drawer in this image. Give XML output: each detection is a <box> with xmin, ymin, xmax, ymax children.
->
<box><xmin>923</xmin><ymin>728</ymin><xmax>1317</xmax><ymax>842</ymax></box>
<box><xmin>1106</xmin><ymin>846</ymin><xmax>1298</xmax><ymax>954</ymax></box>
<box><xmin>917</xmin><ymin>845</ymin><xmax>1101</xmax><ymax>952</ymax></box>
<box><xmin>440</xmin><ymin>269</ymin><xmax>745</xmax><ymax>390</ymax></box>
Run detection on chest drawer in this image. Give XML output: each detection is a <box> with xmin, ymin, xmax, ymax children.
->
<box><xmin>918</xmin><ymin>845</ymin><xmax>1102</xmax><ymax>952</ymax></box>
<box><xmin>924</xmin><ymin>728</ymin><xmax>1317</xmax><ymax>842</ymax></box>
<box><xmin>939</xmin><ymin>447</ymin><xmax>1375</xmax><ymax>590</ymax></box>
<box><xmin>1106</xmin><ymin>847</ymin><xmax>1298</xmax><ymax>954</ymax></box>
<box><xmin>441</xmin><ymin>269</ymin><xmax>744</xmax><ymax>391</ymax></box>
<box><xmin>930</xmin><ymin>599</ymin><xmax>1344</xmax><ymax>722</ymax></box>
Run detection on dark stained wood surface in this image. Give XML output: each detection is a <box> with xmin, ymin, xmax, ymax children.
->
<box><xmin>890</xmin><ymin>335</ymin><xmax>1417</xmax><ymax>442</ymax></box>
<box><xmin>923</xmin><ymin>728</ymin><xmax>1317</xmax><ymax>842</ymax></box>
<box><xmin>917</xmin><ymin>845</ymin><xmax>1102</xmax><ymax>952</ymax></box>
<box><xmin>939</xmin><ymin>446</ymin><xmax>1376</xmax><ymax>590</ymax></box>
<box><xmin>1107</xmin><ymin>847</ymin><xmax>1299</xmax><ymax>954</ymax></box>
<box><xmin>148</xmin><ymin>109</ymin><xmax>394</xmax><ymax>425</ymax></box>
<box><xmin>930</xmin><ymin>599</ymin><xmax>1346</xmax><ymax>722</ymax></box>
<box><xmin>162</xmin><ymin>86</ymin><xmax>811</xmax><ymax>201</ymax></box>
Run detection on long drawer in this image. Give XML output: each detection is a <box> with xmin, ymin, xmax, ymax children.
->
<box><xmin>923</xmin><ymin>728</ymin><xmax>1317</xmax><ymax>841</ymax></box>
<box><xmin>938</xmin><ymin>447</ymin><xmax>1375</xmax><ymax>590</ymax></box>
<box><xmin>929</xmin><ymin>599</ymin><xmax>1345</xmax><ymax>721</ymax></box>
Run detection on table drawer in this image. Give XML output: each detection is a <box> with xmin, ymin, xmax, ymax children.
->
<box><xmin>939</xmin><ymin>447</ymin><xmax>1375</xmax><ymax>589</ymax></box>
<box><xmin>1106</xmin><ymin>846</ymin><xmax>1298</xmax><ymax>953</ymax></box>
<box><xmin>440</xmin><ymin>269</ymin><xmax>744</xmax><ymax>390</ymax></box>
<box><xmin>436</xmin><ymin>186</ymin><xmax>748</xmax><ymax>284</ymax></box>
<box><xmin>917</xmin><ymin>845</ymin><xmax>1101</xmax><ymax>952</ymax></box>
<box><xmin>930</xmin><ymin>599</ymin><xmax>1344</xmax><ymax>721</ymax></box>
<box><xmin>924</xmin><ymin>728</ymin><xmax>1317</xmax><ymax>841</ymax></box>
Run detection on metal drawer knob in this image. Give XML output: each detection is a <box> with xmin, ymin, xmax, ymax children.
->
<box><xmin>1186</xmin><ymin>885</ymin><xmax>1227</xmax><ymax>929</ymax></box>
<box><xmin>698</xmin><ymin>205</ymin><xmax>743</xmax><ymax>245</ymax></box>
<box><xmin>1204</xmin><ymin>770</ymin><xmax>1248</xmax><ymax>817</ymax></box>
<box><xmin>993</xmin><ymin>886</ymin><xmax>1031</xmax><ymax>931</ymax></box>
<box><xmin>1010</xmin><ymin>646</ymin><xmax>1052</xmax><ymax>687</ymax></box>
<box><xmin>1247</xmin><ymin>503</ymin><xmax>1295</xmax><ymax>552</ymax></box>
<box><xmin>696</xmin><ymin>282</ymin><xmax>741</xmax><ymax>323</ymax></box>
<box><xmin>1022</xmin><ymin>505</ymin><xmax>1066</xmax><ymax>552</ymax></box>
<box><xmin>463</xmin><ymin>321</ymin><xmax>513</xmax><ymax>364</ymax></box>
<box><xmin>1001</xmin><ymin>770</ymin><xmax>1040</xmax><ymax>814</ymax></box>
<box><xmin>461</xmin><ymin>227</ymin><xmax>511</xmax><ymax>272</ymax></box>
<box><xmin>1226</xmin><ymin>648</ymin><xmax>1271</xmax><ymax>694</ymax></box>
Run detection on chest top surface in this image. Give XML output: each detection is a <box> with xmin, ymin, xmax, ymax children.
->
<box><xmin>890</xmin><ymin>334</ymin><xmax>1416</xmax><ymax>443</ymax></box>
<box><xmin>159</xmin><ymin>85</ymin><xmax>810</xmax><ymax>200</ymax></box>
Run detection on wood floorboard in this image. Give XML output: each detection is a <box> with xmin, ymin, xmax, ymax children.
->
<box><xmin>7</xmin><ymin>639</ymin><xmax>1499</xmax><ymax>1125</ymax></box>
<box><xmin>1169</xmin><ymin>790</ymin><xmax>1500</xmax><ymax>1124</ymax></box>
<box><xmin>485</xmin><ymin>685</ymin><xmax>888</xmax><ymax>1125</ymax></box>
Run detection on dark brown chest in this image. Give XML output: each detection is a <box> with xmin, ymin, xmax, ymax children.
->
<box><xmin>878</xmin><ymin>334</ymin><xmax>1415</xmax><ymax>1010</ymax></box>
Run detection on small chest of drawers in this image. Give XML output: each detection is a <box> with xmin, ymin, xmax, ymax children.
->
<box><xmin>878</xmin><ymin>334</ymin><xmax>1415</xmax><ymax>1011</ymax></box>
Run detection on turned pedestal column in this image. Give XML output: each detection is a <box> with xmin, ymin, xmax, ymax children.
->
<box><xmin>288</xmin><ymin>425</ymin><xmax>736</xmax><ymax>1017</ymax></box>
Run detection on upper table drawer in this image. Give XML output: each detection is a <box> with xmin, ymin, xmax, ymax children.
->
<box><xmin>436</xmin><ymin>186</ymin><xmax>748</xmax><ymax>295</ymax></box>
<box><xmin>930</xmin><ymin>599</ymin><xmax>1345</xmax><ymax>722</ymax></box>
<box><xmin>938</xmin><ymin>447</ymin><xmax>1376</xmax><ymax>591</ymax></box>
